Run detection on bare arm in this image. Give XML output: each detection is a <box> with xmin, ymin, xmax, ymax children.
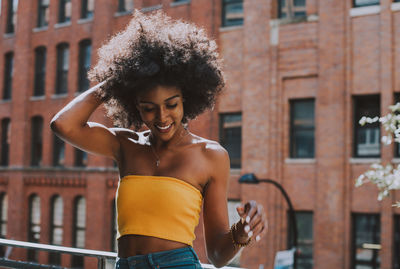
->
<box><xmin>50</xmin><ymin>82</ymin><xmax>122</xmax><ymax>161</ymax></box>
<box><xmin>203</xmin><ymin>144</ymin><xmax>267</xmax><ymax>268</ymax></box>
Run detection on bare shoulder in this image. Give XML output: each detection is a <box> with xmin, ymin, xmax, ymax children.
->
<box><xmin>191</xmin><ymin>134</ymin><xmax>229</xmax><ymax>165</ymax></box>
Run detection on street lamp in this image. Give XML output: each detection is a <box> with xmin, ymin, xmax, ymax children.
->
<box><xmin>238</xmin><ymin>173</ymin><xmax>298</xmax><ymax>269</ymax></box>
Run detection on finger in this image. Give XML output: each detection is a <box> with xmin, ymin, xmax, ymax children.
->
<box><xmin>244</xmin><ymin>201</ymin><xmax>258</xmax><ymax>224</ymax></box>
<box><xmin>248</xmin><ymin>204</ymin><xmax>263</xmax><ymax>228</ymax></box>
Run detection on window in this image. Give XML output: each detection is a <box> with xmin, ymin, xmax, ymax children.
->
<box><xmin>33</xmin><ymin>47</ymin><xmax>46</xmax><ymax>96</ymax></box>
<box><xmin>1</xmin><ymin>119</ymin><xmax>10</xmax><ymax>166</ymax></box>
<box><xmin>0</xmin><ymin>193</ymin><xmax>7</xmax><ymax>238</ymax></box>
<box><xmin>81</xmin><ymin>0</ymin><xmax>94</xmax><ymax>19</ymax></box>
<box><xmin>290</xmin><ymin>99</ymin><xmax>315</xmax><ymax>158</ymax></box>
<box><xmin>58</xmin><ymin>0</ymin><xmax>71</xmax><ymax>23</ymax></box>
<box><xmin>55</xmin><ymin>43</ymin><xmax>69</xmax><ymax>95</ymax></box>
<box><xmin>222</xmin><ymin>0</ymin><xmax>243</xmax><ymax>27</ymax></box>
<box><xmin>288</xmin><ymin>211</ymin><xmax>313</xmax><ymax>269</ymax></box>
<box><xmin>71</xmin><ymin>196</ymin><xmax>86</xmax><ymax>268</ymax></box>
<box><xmin>49</xmin><ymin>195</ymin><xmax>63</xmax><ymax>265</ymax></box>
<box><xmin>53</xmin><ymin>135</ymin><xmax>65</xmax><ymax>167</ymax></box>
<box><xmin>117</xmin><ymin>0</ymin><xmax>133</xmax><ymax>12</ymax></box>
<box><xmin>278</xmin><ymin>0</ymin><xmax>307</xmax><ymax>19</ymax></box>
<box><xmin>31</xmin><ymin>116</ymin><xmax>43</xmax><ymax>166</ymax></box>
<box><xmin>111</xmin><ymin>199</ymin><xmax>117</xmax><ymax>252</ymax></box>
<box><xmin>74</xmin><ymin>149</ymin><xmax>87</xmax><ymax>167</ymax></box>
<box><xmin>78</xmin><ymin>40</ymin><xmax>91</xmax><ymax>92</ymax></box>
<box><xmin>27</xmin><ymin>194</ymin><xmax>40</xmax><ymax>262</ymax></box>
<box><xmin>352</xmin><ymin>214</ymin><xmax>380</xmax><ymax>269</ymax></box>
<box><xmin>37</xmin><ymin>0</ymin><xmax>49</xmax><ymax>28</ymax></box>
<box><xmin>353</xmin><ymin>0</ymin><xmax>380</xmax><ymax>7</ymax></box>
<box><xmin>227</xmin><ymin>200</ymin><xmax>241</xmax><ymax>267</ymax></box>
<box><xmin>394</xmin><ymin>215</ymin><xmax>400</xmax><ymax>269</ymax></box>
<box><xmin>219</xmin><ymin>113</ymin><xmax>242</xmax><ymax>168</ymax></box>
<box><xmin>3</xmin><ymin>52</ymin><xmax>13</xmax><ymax>100</ymax></box>
<box><xmin>354</xmin><ymin>95</ymin><xmax>380</xmax><ymax>158</ymax></box>
<box><xmin>5</xmin><ymin>0</ymin><xmax>18</xmax><ymax>34</ymax></box>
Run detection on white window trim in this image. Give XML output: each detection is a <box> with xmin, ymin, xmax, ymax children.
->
<box><xmin>285</xmin><ymin>158</ymin><xmax>316</xmax><ymax>164</ymax></box>
<box><xmin>392</xmin><ymin>2</ymin><xmax>400</xmax><ymax>11</ymax></box>
<box><xmin>349</xmin><ymin>158</ymin><xmax>381</xmax><ymax>164</ymax></box>
<box><xmin>350</xmin><ymin>5</ymin><xmax>380</xmax><ymax>17</ymax></box>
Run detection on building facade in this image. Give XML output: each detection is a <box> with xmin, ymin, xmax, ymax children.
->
<box><xmin>0</xmin><ymin>0</ymin><xmax>400</xmax><ymax>268</ymax></box>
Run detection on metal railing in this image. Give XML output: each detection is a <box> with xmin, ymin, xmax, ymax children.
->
<box><xmin>0</xmin><ymin>238</ymin><xmax>243</xmax><ymax>269</ymax></box>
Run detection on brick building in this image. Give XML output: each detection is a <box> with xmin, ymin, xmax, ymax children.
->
<box><xmin>0</xmin><ymin>0</ymin><xmax>400</xmax><ymax>268</ymax></box>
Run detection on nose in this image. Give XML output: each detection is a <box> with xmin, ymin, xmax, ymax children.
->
<box><xmin>157</xmin><ymin>106</ymin><xmax>168</xmax><ymax>123</ymax></box>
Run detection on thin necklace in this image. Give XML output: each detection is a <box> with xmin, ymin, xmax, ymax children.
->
<box><xmin>149</xmin><ymin>128</ymin><xmax>190</xmax><ymax>167</ymax></box>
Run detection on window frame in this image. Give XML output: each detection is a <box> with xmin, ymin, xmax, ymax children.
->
<box><xmin>219</xmin><ymin>112</ymin><xmax>242</xmax><ymax>169</ymax></box>
<box><xmin>77</xmin><ymin>40</ymin><xmax>91</xmax><ymax>92</ymax></box>
<box><xmin>5</xmin><ymin>0</ymin><xmax>17</xmax><ymax>34</ymax></box>
<box><xmin>351</xmin><ymin>213</ymin><xmax>381</xmax><ymax>269</ymax></box>
<box><xmin>117</xmin><ymin>0</ymin><xmax>133</xmax><ymax>13</ymax></box>
<box><xmin>27</xmin><ymin>194</ymin><xmax>40</xmax><ymax>262</ymax></box>
<box><xmin>1</xmin><ymin>119</ymin><xmax>10</xmax><ymax>166</ymax></box>
<box><xmin>33</xmin><ymin>47</ymin><xmax>46</xmax><ymax>97</ymax></box>
<box><xmin>221</xmin><ymin>0</ymin><xmax>244</xmax><ymax>27</ymax></box>
<box><xmin>80</xmin><ymin>0</ymin><xmax>94</xmax><ymax>19</ymax></box>
<box><xmin>353</xmin><ymin>0</ymin><xmax>380</xmax><ymax>8</ymax></box>
<box><xmin>49</xmin><ymin>195</ymin><xmax>63</xmax><ymax>265</ymax></box>
<box><xmin>394</xmin><ymin>215</ymin><xmax>400</xmax><ymax>269</ymax></box>
<box><xmin>0</xmin><ymin>193</ymin><xmax>7</xmax><ymax>239</ymax></box>
<box><xmin>58</xmin><ymin>0</ymin><xmax>71</xmax><ymax>23</ymax></box>
<box><xmin>71</xmin><ymin>196</ymin><xmax>86</xmax><ymax>268</ymax></box>
<box><xmin>278</xmin><ymin>0</ymin><xmax>307</xmax><ymax>20</ymax></box>
<box><xmin>3</xmin><ymin>52</ymin><xmax>13</xmax><ymax>100</ymax></box>
<box><xmin>353</xmin><ymin>95</ymin><xmax>381</xmax><ymax>158</ymax></box>
<box><xmin>37</xmin><ymin>0</ymin><xmax>49</xmax><ymax>28</ymax></box>
<box><xmin>30</xmin><ymin>116</ymin><xmax>43</xmax><ymax>167</ymax></box>
<box><xmin>52</xmin><ymin>134</ymin><xmax>65</xmax><ymax>167</ymax></box>
<box><xmin>289</xmin><ymin>98</ymin><xmax>315</xmax><ymax>159</ymax></box>
<box><xmin>55</xmin><ymin>43</ymin><xmax>69</xmax><ymax>95</ymax></box>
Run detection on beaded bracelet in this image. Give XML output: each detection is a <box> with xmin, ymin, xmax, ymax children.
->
<box><xmin>229</xmin><ymin>222</ymin><xmax>252</xmax><ymax>248</ymax></box>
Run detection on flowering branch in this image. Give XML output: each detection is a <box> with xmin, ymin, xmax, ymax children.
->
<box><xmin>357</xmin><ymin>103</ymin><xmax>400</xmax><ymax>206</ymax></box>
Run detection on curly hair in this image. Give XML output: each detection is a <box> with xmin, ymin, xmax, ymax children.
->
<box><xmin>88</xmin><ymin>10</ymin><xmax>225</xmax><ymax>129</ymax></box>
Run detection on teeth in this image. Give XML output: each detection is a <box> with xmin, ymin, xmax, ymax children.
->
<box><xmin>156</xmin><ymin>124</ymin><xmax>172</xmax><ymax>130</ymax></box>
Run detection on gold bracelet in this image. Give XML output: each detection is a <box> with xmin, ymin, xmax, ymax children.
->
<box><xmin>229</xmin><ymin>222</ymin><xmax>251</xmax><ymax>248</ymax></box>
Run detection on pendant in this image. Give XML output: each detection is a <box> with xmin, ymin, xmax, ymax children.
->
<box><xmin>156</xmin><ymin>160</ymin><xmax>160</xmax><ymax>167</ymax></box>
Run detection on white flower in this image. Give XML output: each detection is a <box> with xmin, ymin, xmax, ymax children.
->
<box><xmin>381</xmin><ymin>135</ymin><xmax>392</xmax><ymax>145</ymax></box>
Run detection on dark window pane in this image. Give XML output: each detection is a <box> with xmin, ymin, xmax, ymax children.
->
<box><xmin>220</xmin><ymin>113</ymin><xmax>242</xmax><ymax>168</ymax></box>
<box><xmin>394</xmin><ymin>215</ymin><xmax>400</xmax><ymax>269</ymax></box>
<box><xmin>352</xmin><ymin>214</ymin><xmax>380</xmax><ymax>269</ymax></box>
<box><xmin>111</xmin><ymin>199</ymin><xmax>117</xmax><ymax>252</ymax></box>
<box><xmin>1</xmin><ymin>119</ymin><xmax>10</xmax><ymax>166</ymax></box>
<box><xmin>354</xmin><ymin>95</ymin><xmax>380</xmax><ymax>158</ymax></box>
<box><xmin>290</xmin><ymin>99</ymin><xmax>315</xmax><ymax>158</ymax></box>
<box><xmin>74</xmin><ymin>149</ymin><xmax>87</xmax><ymax>167</ymax></box>
<box><xmin>222</xmin><ymin>0</ymin><xmax>243</xmax><ymax>27</ymax></box>
<box><xmin>31</xmin><ymin>117</ymin><xmax>43</xmax><ymax>166</ymax></box>
<box><xmin>58</xmin><ymin>0</ymin><xmax>71</xmax><ymax>23</ymax></box>
<box><xmin>81</xmin><ymin>0</ymin><xmax>94</xmax><ymax>19</ymax></box>
<box><xmin>278</xmin><ymin>0</ymin><xmax>307</xmax><ymax>19</ymax></box>
<box><xmin>294</xmin><ymin>0</ymin><xmax>306</xmax><ymax>6</ymax></box>
<box><xmin>3</xmin><ymin>53</ymin><xmax>13</xmax><ymax>100</ymax></box>
<box><xmin>49</xmin><ymin>195</ymin><xmax>63</xmax><ymax>266</ymax></box>
<box><xmin>6</xmin><ymin>0</ymin><xmax>18</xmax><ymax>33</ymax></box>
<box><xmin>78</xmin><ymin>40</ymin><xmax>91</xmax><ymax>92</ymax></box>
<box><xmin>34</xmin><ymin>47</ymin><xmax>46</xmax><ymax>96</ymax></box>
<box><xmin>55</xmin><ymin>44</ymin><xmax>69</xmax><ymax>94</ymax></box>
<box><xmin>0</xmin><ymin>193</ymin><xmax>7</xmax><ymax>238</ymax></box>
<box><xmin>27</xmin><ymin>195</ymin><xmax>40</xmax><ymax>262</ymax></box>
<box><xmin>118</xmin><ymin>0</ymin><xmax>133</xmax><ymax>12</ymax></box>
<box><xmin>37</xmin><ymin>0</ymin><xmax>49</xmax><ymax>27</ymax></box>
<box><xmin>53</xmin><ymin>135</ymin><xmax>65</xmax><ymax>167</ymax></box>
<box><xmin>354</xmin><ymin>0</ymin><xmax>380</xmax><ymax>7</ymax></box>
<box><xmin>288</xmin><ymin>211</ymin><xmax>313</xmax><ymax>269</ymax></box>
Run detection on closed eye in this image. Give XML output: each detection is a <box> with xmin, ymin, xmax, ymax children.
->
<box><xmin>166</xmin><ymin>103</ymin><xmax>178</xmax><ymax>109</ymax></box>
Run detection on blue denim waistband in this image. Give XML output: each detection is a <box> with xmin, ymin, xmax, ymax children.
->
<box><xmin>116</xmin><ymin>246</ymin><xmax>201</xmax><ymax>269</ymax></box>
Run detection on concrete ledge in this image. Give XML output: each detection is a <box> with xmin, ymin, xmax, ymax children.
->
<box><xmin>219</xmin><ymin>25</ymin><xmax>243</xmax><ymax>32</ymax></box>
<box><xmin>54</xmin><ymin>21</ymin><xmax>72</xmax><ymax>29</ymax></box>
<box><xmin>350</xmin><ymin>5</ymin><xmax>380</xmax><ymax>17</ymax></box>
<box><xmin>51</xmin><ymin>93</ymin><xmax>68</xmax><ymax>99</ymax></box>
<box><xmin>30</xmin><ymin>96</ymin><xmax>46</xmax><ymax>101</ymax></box>
<box><xmin>33</xmin><ymin>26</ymin><xmax>48</xmax><ymax>33</ymax></box>
<box><xmin>285</xmin><ymin>158</ymin><xmax>316</xmax><ymax>164</ymax></box>
<box><xmin>77</xmin><ymin>17</ymin><xmax>93</xmax><ymax>24</ymax></box>
<box><xmin>114</xmin><ymin>11</ymin><xmax>132</xmax><ymax>17</ymax></box>
<box><xmin>141</xmin><ymin>4</ymin><xmax>163</xmax><ymax>13</ymax></box>
<box><xmin>392</xmin><ymin>2</ymin><xmax>400</xmax><ymax>11</ymax></box>
<box><xmin>349</xmin><ymin>158</ymin><xmax>381</xmax><ymax>164</ymax></box>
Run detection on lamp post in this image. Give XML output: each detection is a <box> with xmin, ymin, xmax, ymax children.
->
<box><xmin>238</xmin><ymin>173</ymin><xmax>298</xmax><ymax>269</ymax></box>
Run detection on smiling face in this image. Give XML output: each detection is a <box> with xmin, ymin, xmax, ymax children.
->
<box><xmin>136</xmin><ymin>85</ymin><xmax>185</xmax><ymax>142</ymax></box>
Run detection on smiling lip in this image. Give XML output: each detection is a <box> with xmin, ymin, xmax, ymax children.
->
<box><xmin>155</xmin><ymin>123</ymin><xmax>173</xmax><ymax>133</ymax></box>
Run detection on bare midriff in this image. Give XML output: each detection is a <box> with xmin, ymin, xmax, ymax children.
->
<box><xmin>117</xmin><ymin>234</ymin><xmax>189</xmax><ymax>257</ymax></box>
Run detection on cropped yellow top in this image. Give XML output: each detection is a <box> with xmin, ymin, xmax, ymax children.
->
<box><xmin>116</xmin><ymin>175</ymin><xmax>203</xmax><ymax>246</ymax></box>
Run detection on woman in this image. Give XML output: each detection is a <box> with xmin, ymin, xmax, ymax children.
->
<box><xmin>51</xmin><ymin>11</ymin><xmax>267</xmax><ymax>269</ymax></box>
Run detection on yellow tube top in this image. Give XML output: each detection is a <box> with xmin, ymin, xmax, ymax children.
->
<box><xmin>116</xmin><ymin>175</ymin><xmax>203</xmax><ymax>246</ymax></box>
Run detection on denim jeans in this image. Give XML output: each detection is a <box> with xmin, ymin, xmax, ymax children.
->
<box><xmin>115</xmin><ymin>246</ymin><xmax>202</xmax><ymax>269</ymax></box>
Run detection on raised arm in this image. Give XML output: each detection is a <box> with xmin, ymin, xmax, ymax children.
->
<box><xmin>203</xmin><ymin>143</ymin><xmax>267</xmax><ymax>268</ymax></box>
<box><xmin>50</xmin><ymin>82</ymin><xmax>122</xmax><ymax>161</ymax></box>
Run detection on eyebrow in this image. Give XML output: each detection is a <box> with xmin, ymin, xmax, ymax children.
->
<box><xmin>139</xmin><ymin>94</ymin><xmax>181</xmax><ymax>104</ymax></box>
